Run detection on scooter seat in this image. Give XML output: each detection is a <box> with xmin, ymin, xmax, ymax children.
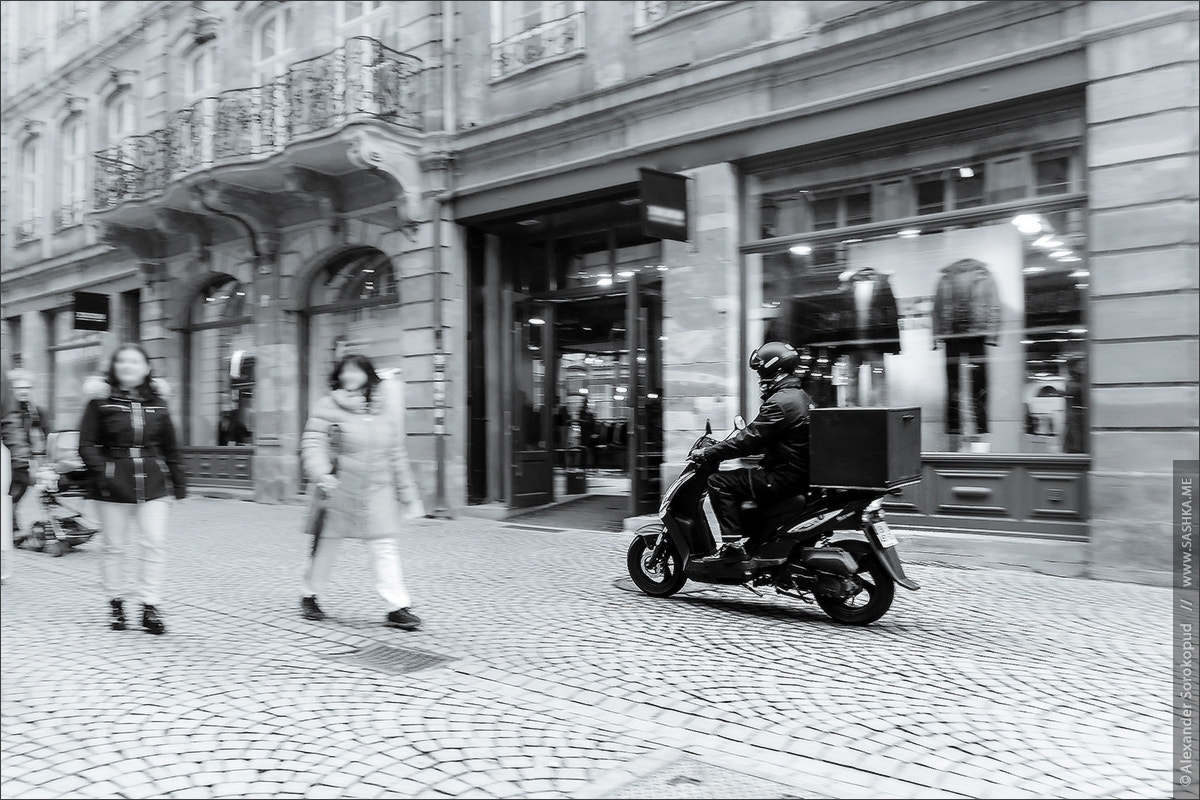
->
<box><xmin>742</xmin><ymin>495</ymin><xmax>808</xmax><ymax>518</ymax></box>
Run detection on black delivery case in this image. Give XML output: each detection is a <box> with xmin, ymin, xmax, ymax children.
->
<box><xmin>809</xmin><ymin>407</ymin><xmax>922</xmax><ymax>490</ymax></box>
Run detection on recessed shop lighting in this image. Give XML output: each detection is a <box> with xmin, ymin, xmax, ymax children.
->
<box><xmin>1023</xmin><ymin>266</ymin><xmax>1045</xmax><ymax>274</ymax></box>
<box><xmin>659</xmin><ymin>335</ymin><xmax>668</xmax><ymax>341</ymax></box>
<box><xmin>618</xmin><ymin>198</ymin><xmax>641</xmax><ymax>206</ymax></box>
<box><xmin>958</xmin><ymin>167</ymin><xmax>975</xmax><ymax>178</ymax></box>
<box><xmin>898</xmin><ymin>228</ymin><xmax>921</xmax><ymax>239</ymax></box>
<box><xmin>647</xmin><ymin>393</ymin><xmax>659</xmax><ymax>400</ymax></box>
<box><xmin>1012</xmin><ymin>214</ymin><xmax>1043</xmax><ymax>235</ymax></box>
<box><xmin>790</xmin><ymin>245</ymin><xmax>813</xmax><ymax>255</ymax></box>
<box><xmin>617</xmin><ymin>270</ymin><xmax>635</xmax><ymax>278</ymax></box>
<box><xmin>597</xmin><ymin>277</ymin><xmax>613</xmax><ymax>287</ymax></box>
<box><xmin>1075</xmin><ymin>283</ymin><xmax>1089</xmax><ymax>289</ymax></box>
<box><xmin>615</xmin><ymin>386</ymin><xmax>627</xmax><ymax>393</ymax></box>
<box><xmin>1033</xmin><ymin>235</ymin><xmax>1063</xmax><ymax>249</ymax></box>
<box><xmin>517</xmin><ymin>218</ymin><xmax>541</xmax><ymax>227</ymax></box>
<box><xmin>528</xmin><ymin>317</ymin><xmax>546</xmax><ymax>325</ymax></box>
<box><xmin>1057</xmin><ymin>255</ymin><xmax>1082</xmax><ymax>263</ymax></box>
<box><xmin>1069</xmin><ymin>270</ymin><xmax>1090</xmax><ymax>279</ymax></box>
<box><xmin>1069</xmin><ymin>328</ymin><xmax>1088</xmax><ymax>335</ymax></box>
<box><xmin>1050</xmin><ymin>249</ymin><xmax>1072</xmax><ymax>259</ymax></box>
<box><xmin>656</xmin><ymin>265</ymin><xmax>669</xmax><ymax>271</ymax></box>
<box><xmin>578</xmin><ymin>388</ymin><xmax>589</xmax><ymax>394</ymax></box>
<box><xmin>841</xmin><ymin>238</ymin><xmax>863</xmax><ymax>244</ymax></box>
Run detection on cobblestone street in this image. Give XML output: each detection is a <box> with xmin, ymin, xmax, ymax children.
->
<box><xmin>0</xmin><ymin>498</ymin><xmax>1173</xmax><ymax>799</ymax></box>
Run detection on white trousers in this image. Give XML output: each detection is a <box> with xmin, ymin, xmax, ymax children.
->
<box><xmin>97</xmin><ymin>498</ymin><xmax>170</xmax><ymax>606</ymax></box>
<box><xmin>303</xmin><ymin>536</ymin><xmax>412</xmax><ymax>611</ymax></box>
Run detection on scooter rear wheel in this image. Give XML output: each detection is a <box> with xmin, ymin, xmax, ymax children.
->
<box><xmin>627</xmin><ymin>527</ymin><xmax>688</xmax><ymax>597</ymax></box>
<box><xmin>815</xmin><ymin>559</ymin><xmax>895</xmax><ymax>625</ymax></box>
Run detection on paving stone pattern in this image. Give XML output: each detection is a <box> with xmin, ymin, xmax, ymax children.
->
<box><xmin>0</xmin><ymin>498</ymin><xmax>1172</xmax><ymax>799</ymax></box>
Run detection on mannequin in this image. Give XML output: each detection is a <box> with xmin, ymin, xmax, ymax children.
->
<box><xmin>932</xmin><ymin>259</ymin><xmax>1000</xmax><ymax>440</ymax></box>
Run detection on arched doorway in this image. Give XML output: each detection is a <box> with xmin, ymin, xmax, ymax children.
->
<box><xmin>302</xmin><ymin>247</ymin><xmax>402</xmax><ymax>421</ymax></box>
<box><xmin>182</xmin><ymin>274</ymin><xmax>254</xmax><ymax>448</ymax></box>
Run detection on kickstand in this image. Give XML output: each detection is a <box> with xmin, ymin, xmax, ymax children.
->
<box><xmin>742</xmin><ymin>584</ymin><xmax>764</xmax><ymax>597</ymax></box>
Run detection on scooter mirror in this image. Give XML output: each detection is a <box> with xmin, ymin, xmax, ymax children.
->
<box><xmin>734</xmin><ymin>415</ymin><xmax>747</xmax><ymax>431</ymax></box>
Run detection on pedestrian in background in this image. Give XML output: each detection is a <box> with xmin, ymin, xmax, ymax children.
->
<box><xmin>1</xmin><ymin>368</ymin><xmax>30</xmax><ymax>584</ymax></box>
<box><xmin>79</xmin><ymin>344</ymin><xmax>187</xmax><ymax>635</ymax></box>
<box><xmin>299</xmin><ymin>354</ymin><xmax>425</xmax><ymax>630</ymax></box>
<box><xmin>2</xmin><ymin>369</ymin><xmax>49</xmax><ymax>535</ymax></box>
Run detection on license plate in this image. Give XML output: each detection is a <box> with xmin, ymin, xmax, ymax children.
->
<box><xmin>872</xmin><ymin>521</ymin><xmax>898</xmax><ymax>548</ymax></box>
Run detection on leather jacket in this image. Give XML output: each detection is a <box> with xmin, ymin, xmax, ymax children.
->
<box><xmin>700</xmin><ymin>376</ymin><xmax>812</xmax><ymax>477</ymax></box>
<box><xmin>78</xmin><ymin>384</ymin><xmax>186</xmax><ymax>504</ymax></box>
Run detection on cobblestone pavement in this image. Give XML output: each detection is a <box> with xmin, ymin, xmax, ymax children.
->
<box><xmin>1</xmin><ymin>498</ymin><xmax>1172</xmax><ymax>799</ymax></box>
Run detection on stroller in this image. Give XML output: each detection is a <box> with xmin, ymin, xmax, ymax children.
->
<box><xmin>18</xmin><ymin>431</ymin><xmax>100</xmax><ymax>557</ymax></box>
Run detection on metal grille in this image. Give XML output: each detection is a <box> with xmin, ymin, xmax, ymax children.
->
<box><xmin>328</xmin><ymin>643</ymin><xmax>452</xmax><ymax>676</ymax></box>
<box><xmin>608</xmin><ymin>758</ymin><xmax>807</xmax><ymax>799</ymax></box>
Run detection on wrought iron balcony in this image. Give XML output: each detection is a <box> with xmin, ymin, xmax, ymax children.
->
<box><xmin>491</xmin><ymin>11</ymin><xmax>585</xmax><ymax>81</ymax></box>
<box><xmin>92</xmin><ymin>37</ymin><xmax>422</xmax><ymax>212</ymax></box>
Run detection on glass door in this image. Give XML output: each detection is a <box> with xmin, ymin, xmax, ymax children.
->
<box><xmin>508</xmin><ymin>298</ymin><xmax>556</xmax><ymax>508</ymax></box>
<box><xmin>627</xmin><ymin>276</ymin><xmax>664</xmax><ymax>516</ymax></box>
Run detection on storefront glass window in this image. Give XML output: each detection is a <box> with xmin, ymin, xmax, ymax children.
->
<box><xmin>48</xmin><ymin>310</ymin><xmax>103</xmax><ymax>428</ymax></box>
<box><xmin>750</xmin><ymin>209</ymin><xmax>1088</xmax><ymax>454</ymax></box>
<box><xmin>188</xmin><ymin>278</ymin><xmax>253</xmax><ymax>447</ymax></box>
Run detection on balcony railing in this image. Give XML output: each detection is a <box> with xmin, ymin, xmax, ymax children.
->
<box><xmin>491</xmin><ymin>11</ymin><xmax>585</xmax><ymax>81</ymax></box>
<box><xmin>92</xmin><ymin>37</ymin><xmax>422</xmax><ymax>211</ymax></box>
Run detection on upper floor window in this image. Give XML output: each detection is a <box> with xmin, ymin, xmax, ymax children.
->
<box><xmin>252</xmin><ymin>6</ymin><xmax>295</xmax><ymax>82</ymax></box>
<box><xmin>490</xmin><ymin>1</ymin><xmax>584</xmax><ymax>80</ymax></box>
<box><xmin>495</xmin><ymin>1</ymin><xmax>576</xmax><ymax>40</ymax></box>
<box><xmin>58</xmin><ymin>115</ymin><xmax>87</xmax><ymax>228</ymax></box>
<box><xmin>105</xmin><ymin>91</ymin><xmax>135</xmax><ymax>144</ymax></box>
<box><xmin>185</xmin><ymin>44</ymin><xmax>218</xmax><ymax>99</ymax></box>
<box><xmin>633</xmin><ymin>1</ymin><xmax>729</xmax><ymax>32</ymax></box>
<box><xmin>16</xmin><ymin>136</ymin><xmax>43</xmax><ymax>241</ymax></box>
<box><xmin>338</xmin><ymin>1</ymin><xmax>389</xmax><ymax>42</ymax></box>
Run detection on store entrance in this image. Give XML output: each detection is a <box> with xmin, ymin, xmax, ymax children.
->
<box><xmin>507</xmin><ymin>278</ymin><xmax>663</xmax><ymax>520</ymax></box>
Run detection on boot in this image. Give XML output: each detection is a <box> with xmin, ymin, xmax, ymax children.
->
<box><xmin>695</xmin><ymin>541</ymin><xmax>748</xmax><ymax>564</ymax></box>
<box><xmin>385</xmin><ymin>608</ymin><xmax>421</xmax><ymax>631</ymax></box>
<box><xmin>141</xmin><ymin>604</ymin><xmax>166</xmax><ymax>635</ymax></box>
<box><xmin>301</xmin><ymin>595</ymin><xmax>326</xmax><ymax>621</ymax></box>
<box><xmin>110</xmin><ymin>599</ymin><xmax>126</xmax><ymax>631</ymax></box>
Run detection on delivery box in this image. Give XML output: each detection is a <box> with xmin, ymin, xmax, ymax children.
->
<box><xmin>809</xmin><ymin>407</ymin><xmax>922</xmax><ymax>490</ymax></box>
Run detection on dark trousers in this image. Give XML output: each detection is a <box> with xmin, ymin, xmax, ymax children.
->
<box><xmin>707</xmin><ymin>467</ymin><xmax>807</xmax><ymax>545</ymax></box>
<box><xmin>945</xmin><ymin>338</ymin><xmax>989</xmax><ymax>435</ymax></box>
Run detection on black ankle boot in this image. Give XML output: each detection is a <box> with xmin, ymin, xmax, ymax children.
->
<box><xmin>141</xmin><ymin>604</ymin><xmax>166</xmax><ymax>635</ymax></box>
<box><xmin>110</xmin><ymin>599</ymin><xmax>126</xmax><ymax>631</ymax></box>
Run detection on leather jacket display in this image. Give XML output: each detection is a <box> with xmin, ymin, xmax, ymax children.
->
<box><xmin>700</xmin><ymin>375</ymin><xmax>813</xmax><ymax>478</ymax></box>
<box><xmin>932</xmin><ymin>258</ymin><xmax>1001</xmax><ymax>346</ymax></box>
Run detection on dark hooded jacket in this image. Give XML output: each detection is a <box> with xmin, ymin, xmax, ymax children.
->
<box><xmin>78</xmin><ymin>376</ymin><xmax>186</xmax><ymax>504</ymax></box>
<box><xmin>700</xmin><ymin>375</ymin><xmax>813</xmax><ymax>480</ymax></box>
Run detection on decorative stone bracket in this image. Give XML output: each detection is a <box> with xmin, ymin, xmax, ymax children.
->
<box><xmin>346</xmin><ymin>127</ymin><xmax>428</xmax><ymax>237</ymax></box>
<box><xmin>189</xmin><ymin>180</ymin><xmax>281</xmax><ymax>267</ymax></box>
<box><xmin>283</xmin><ymin>166</ymin><xmax>347</xmax><ymax>236</ymax></box>
<box><xmin>156</xmin><ymin>208</ymin><xmax>213</xmax><ymax>263</ymax></box>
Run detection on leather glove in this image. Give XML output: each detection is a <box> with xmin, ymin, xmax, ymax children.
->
<box><xmin>688</xmin><ymin>448</ymin><xmax>710</xmax><ymax>466</ymax></box>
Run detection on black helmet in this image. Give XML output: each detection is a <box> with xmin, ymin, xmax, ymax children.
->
<box><xmin>749</xmin><ymin>341</ymin><xmax>799</xmax><ymax>378</ymax></box>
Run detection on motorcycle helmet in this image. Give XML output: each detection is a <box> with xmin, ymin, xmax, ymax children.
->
<box><xmin>749</xmin><ymin>341</ymin><xmax>800</xmax><ymax>394</ymax></box>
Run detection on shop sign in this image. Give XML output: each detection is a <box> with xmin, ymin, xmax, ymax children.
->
<box><xmin>639</xmin><ymin>168</ymin><xmax>689</xmax><ymax>242</ymax></box>
<box><xmin>73</xmin><ymin>292</ymin><xmax>110</xmax><ymax>331</ymax></box>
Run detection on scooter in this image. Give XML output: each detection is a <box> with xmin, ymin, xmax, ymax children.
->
<box><xmin>626</xmin><ymin>418</ymin><xmax>920</xmax><ymax>625</ymax></box>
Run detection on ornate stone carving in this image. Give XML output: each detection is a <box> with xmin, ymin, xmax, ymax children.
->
<box><xmin>156</xmin><ymin>208</ymin><xmax>213</xmax><ymax>263</ymax></box>
<box><xmin>189</xmin><ymin>180</ymin><xmax>280</xmax><ymax>265</ymax></box>
<box><xmin>346</xmin><ymin>127</ymin><xmax>427</xmax><ymax>235</ymax></box>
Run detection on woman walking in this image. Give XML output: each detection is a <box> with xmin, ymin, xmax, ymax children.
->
<box><xmin>300</xmin><ymin>354</ymin><xmax>424</xmax><ymax>630</ymax></box>
<box><xmin>79</xmin><ymin>344</ymin><xmax>186</xmax><ymax>634</ymax></box>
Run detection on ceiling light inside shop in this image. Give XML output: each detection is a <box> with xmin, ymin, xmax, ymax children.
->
<box><xmin>1069</xmin><ymin>270</ymin><xmax>1090</xmax><ymax>279</ymax></box>
<box><xmin>1023</xmin><ymin>266</ymin><xmax>1045</xmax><ymax>274</ymax></box>
<box><xmin>615</xmin><ymin>386</ymin><xmax>626</xmax><ymax>393</ymax></box>
<box><xmin>1069</xmin><ymin>328</ymin><xmax>1088</xmax><ymax>335</ymax></box>
<box><xmin>790</xmin><ymin>245</ymin><xmax>813</xmax><ymax>255</ymax></box>
<box><xmin>958</xmin><ymin>167</ymin><xmax>975</xmax><ymax>178</ymax></box>
<box><xmin>657</xmin><ymin>265</ymin><xmax>669</xmax><ymax>271</ymax></box>
<box><xmin>517</xmin><ymin>218</ymin><xmax>541</xmax><ymax>227</ymax></box>
<box><xmin>1012</xmin><ymin>214</ymin><xmax>1043</xmax><ymax>235</ymax></box>
<box><xmin>648</xmin><ymin>393</ymin><xmax>659</xmax><ymax>400</ymax></box>
<box><xmin>1050</xmin><ymin>249</ymin><xmax>1072</xmax><ymax>259</ymax></box>
<box><xmin>898</xmin><ymin>228</ymin><xmax>921</xmax><ymax>239</ymax></box>
<box><xmin>1057</xmin><ymin>254</ymin><xmax>1082</xmax><ymax>263</ymax></box>
<box><xmin>529</xmin><ymin>317</ymin><xmax>546</xmax><ymax>325</ymax></box>
<box><xmin>597</xmin><ymin>277</ymin><xmax>614</xmax><ymax>287</ymax></box>
<box><xmin>841</xmin><ymin>238</ymin><xmax>863</xmax><ymax>244</ymax></box>
<box><xmin>1033</xmin><ymin>235</ymin><xmax>1063</xmax><ymax>249</ymax></box>
<box><xmin>578</xmin><ymin>388</ymin><xmax>589</xmax><ymax>394</ymax></box>
<box><xmin>617</xmin><ymin>270</ymin><xmax>635</xmax><ymax>278</ymax></box>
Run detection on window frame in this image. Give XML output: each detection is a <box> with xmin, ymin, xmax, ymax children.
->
<box><xmin>251</xmin><ymin>5</ymin><xmax>295</xmax><ymax>83</ymax></box>
<box><xmin>58</xmin><ymin>113</ymin><xmax>88</xmax><ymax>229</ymax></box>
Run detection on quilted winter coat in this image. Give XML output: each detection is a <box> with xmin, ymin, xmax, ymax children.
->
<box><xmin>300</xmin><ymin>378</ymin><xmax>424</xmax><ymax>540</ymax></box>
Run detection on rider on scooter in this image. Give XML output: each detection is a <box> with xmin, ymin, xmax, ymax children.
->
<box><xmin>690</xmin><ymin>342</ymin><xmax>813</xmax><ymax>563</ymax></box>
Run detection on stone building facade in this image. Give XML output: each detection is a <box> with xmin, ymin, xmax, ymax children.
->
<box><xmin>2</xmin><ymin>1</ymin><xmax>1196</xmax><ymax>582</ymax></box>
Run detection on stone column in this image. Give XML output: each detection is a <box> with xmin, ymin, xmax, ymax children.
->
<box><xmin>1084</xmin><ymin>1</ymin><xmax>1200</xmax><ymax>583</ymax></box>
<box><xmin>660</xmin><ymin>162</ymin><xmax>742</xmax><ymax>486</ymax></box>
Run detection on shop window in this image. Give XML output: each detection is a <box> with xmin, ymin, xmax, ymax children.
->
<box><xmin>751</xmin><ymin>208</ymin><xmax>1088</xmax><ymax>455</ymax></box>
<box><xmin>186</xmin><ymin>276</ymin><xmax>253</xmax><ymax>447</ymax></box>
<box><xmin>47</xmin><ymin>308</ymin><xmax>104</xmax><ymax>426</ymax></box>
<box><xmin>5</xmin><ymin>317</ymin><xmax>23</xmax><ymax>367</ymax></box>
<box><xmin>121</xmin><ymin>289</ymin><xmax>141</xmax><ymax>342</ymax></box>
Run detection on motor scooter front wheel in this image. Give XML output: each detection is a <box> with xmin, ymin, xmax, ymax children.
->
<box><xmin>626</xmin><ymin>526</ymin><xmax>687</xmax><ymax>597</ymax></box>
<box><xmin>815</xmin><ymin>559</ymin><xmax>895</xmax><ymax>625</ymax></box>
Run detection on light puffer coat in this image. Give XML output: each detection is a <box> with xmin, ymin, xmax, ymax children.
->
<box><xmin>300</xmin><ymin>378</ymin><xmax>424</xmax><ymax>540</ymax></box>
